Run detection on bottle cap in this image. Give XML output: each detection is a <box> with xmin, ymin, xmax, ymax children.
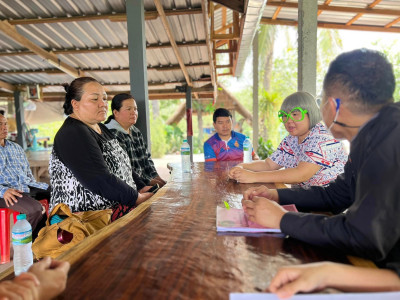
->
<box><xmin>16</xmin><ymin>214</ymin><xmax>26</xmax><ymax>220</ymax></box>
<box><xmin>183</xmin><ymin>139</ymin><xmax>187</xmax><ymax>142</ymax></box>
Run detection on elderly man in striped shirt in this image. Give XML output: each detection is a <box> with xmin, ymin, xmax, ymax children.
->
<box><xmin>0</xmin><ymin>114</ymin><xmax>48</xmax><ymax>231</ymax></box>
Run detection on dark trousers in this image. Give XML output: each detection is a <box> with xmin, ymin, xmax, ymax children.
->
<box><xmin>0</xmin><ymin>187</ymin><xmax>50</xmax><ymax>231</ymax></box>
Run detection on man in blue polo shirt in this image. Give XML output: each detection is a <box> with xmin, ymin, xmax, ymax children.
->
<box><xmin>204</xmin><ymin>108</ymin><xmax>259</xmax><ymax>162</ymax></box>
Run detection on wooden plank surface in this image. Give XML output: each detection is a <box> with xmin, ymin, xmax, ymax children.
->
<box><xmin>51</xmin><ymin>161</ymin><xmax>353</xmax><ymax>299</ymax></box>
<box><xmin>1</xmin><ymin>161</ymin><xmax>375</xmax><ymax>296</ymax></box>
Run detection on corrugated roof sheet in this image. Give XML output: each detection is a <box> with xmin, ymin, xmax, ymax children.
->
<box><xmin>0</xmin><ymin>0</ymin><xmax>215</xmax><ymax>100</ymax></box>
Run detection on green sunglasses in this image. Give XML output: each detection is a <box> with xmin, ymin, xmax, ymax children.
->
<box><xmin>278</xmin><ymin>107</ymin><xmax>308</xmax><ymax>123</ymax></box>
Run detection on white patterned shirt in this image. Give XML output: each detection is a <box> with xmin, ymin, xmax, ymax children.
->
<box><xmin>269</xmin><ymin>122</ymin><xmax>348</xmax><ymax>187</ymax></box>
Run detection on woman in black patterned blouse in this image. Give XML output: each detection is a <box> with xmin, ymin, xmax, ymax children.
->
<box><xmin>50</xmin><ymin>77</ymin><xmax>153</xmax><ymax>221</ymax></box>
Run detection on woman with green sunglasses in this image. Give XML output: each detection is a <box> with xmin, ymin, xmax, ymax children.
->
<box><xmin>229</xmin><ymin>91</ymin><xmax>348</xmax><ymax>187</ymax></box>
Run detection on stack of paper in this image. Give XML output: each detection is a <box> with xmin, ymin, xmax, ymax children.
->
<box><xmin>230</xmin><ymin>291</ymin><xmax>400</xmax><ymax>299</ymax></box>
<box><xmin>216</xmin><ymin>204</ymin><xmax>297</xmax><ymax>233</ymax></box>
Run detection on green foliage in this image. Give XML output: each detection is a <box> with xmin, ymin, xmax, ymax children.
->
<box><xmin>316</xmin><ymin>29</ymin><xmax>342</xmax><ymax>94</ymax></box>
<box><xmin>256</xmin><ymin>137</ymin><xmax>275</xmax><ymax>160</ymax></box>
<box><xmin>375</xmin><ymin>44</ymin><xmax>400</xmax><ymax>102</ymax></box>
<box><xmin>165</xmin><ymin>124</ymin><xmax>184</xmax><ymax>153</ymax></box>
<box><xmin>204</xmin><ymin>103</ymin><xmax>215</xmax><ymax>113</ymax></box>
<box><xmin>149</xmin><ymin>116</ymin><xmax>167</xmax><ymax>158</ymax></box>
<box><xmin>159</xmin><ymin>99</ymin><xmax>183</xmax><ymax>120</ymax></box>
<box><xmin>270</xmin><ymin>48</ymin><xmax>297</xmax><ymax>97</ymax></box>
<box><xmin>259</xmin><ymin>90</ymin><xmax>283</xmax><ymax>147</ymax></box>
<box><xmin>35</xmin><ymin>120</ymin><xmax>64</xmax><ymax>145</ymax></box>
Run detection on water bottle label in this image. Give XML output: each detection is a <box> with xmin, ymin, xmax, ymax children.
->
<box><xmin>181</xmin><ymin>150</ymin><xmax>190</xmax><ymax>155</ymax></box>
<box><xmin>12</xmin><ymin>230</ymin><xmax>32</xmax><ymax>245</ymax></box>
<box><xmin>243</xmin><ymin>146</ymin><xmax>250</xmax><ymax>151</ymax></box>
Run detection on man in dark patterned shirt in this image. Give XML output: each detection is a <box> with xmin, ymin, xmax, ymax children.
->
<box><xmin>105</xmin><ymin>93</ymin><xmax>166</xmax><ymax>187</ymax></box>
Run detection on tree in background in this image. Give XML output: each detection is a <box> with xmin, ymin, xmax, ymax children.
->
<box><xmin>316</xmin><ymin>29</ymin><xmax>343</xmax><ymax>94</ymax></box>
<box><xmin>376</xmin><ymin>43</ymin><xmax>400</xmax><ymax>101</ymax></box>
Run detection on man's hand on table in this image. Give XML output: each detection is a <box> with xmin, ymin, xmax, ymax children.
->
<box><xmin>243</xmin><ymin>196</ymin><xmax>287</xmax><ymax>228</ymax></box>
<box><xmin>3</xmin><ymin>188</ymin><xmax>23</xmax><ymax>207</ymax></box>
<box><xmin>268</xmin><ymin>262</ymin><xmax>331</xmax><ymax>298</ymax></box>
<box><xmin>28</xmin><ymin>257</ymin><xmax>70</xmax><ymax>300</ymax></box>
<box><xmin>242</xmin><ymin>185</ymin><xmax>279</xmax><ymax>203</ymax></box>
<box><xmin>0</xmin><ymin>257</ymin><xmax>70</xmax><ymax>300</ymax></box>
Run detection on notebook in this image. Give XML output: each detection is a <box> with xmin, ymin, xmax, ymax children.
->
<box><xmin>216</xmin><ymin>204</ymin><xmax>297</xmax><ymax>233</ymax></box>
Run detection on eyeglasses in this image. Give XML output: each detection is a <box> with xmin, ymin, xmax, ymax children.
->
<box><xmin>278</xmin><ymin>107</ymin><xmax>308</xmax><ymax>123</ymax></box>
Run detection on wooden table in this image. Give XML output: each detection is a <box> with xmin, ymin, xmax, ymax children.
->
<box><xmin>25</xmin><ymin>150</ymin><xmax>51</xmax><ymax>181</ymax></box>
<box><xmin>0</xmin><ymin>161</ymin><xmax>370</xmax><ymax>298</ymax></box>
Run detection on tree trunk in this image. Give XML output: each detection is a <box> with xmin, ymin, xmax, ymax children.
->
<box><xmin>263</xmin><ymin>38</ymin><xmax>275</xmax><ymax>91</ymax></box>
<box><xmin>260</xmin><ymin>117</ymin><xmax>268</xmax><ymax>140</ymax></box>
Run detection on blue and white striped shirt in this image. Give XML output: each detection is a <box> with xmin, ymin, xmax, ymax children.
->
<box><xmin>0</xmin><ymin>140</ymin><xmax>48</xmax><ymax>197</ymax></box>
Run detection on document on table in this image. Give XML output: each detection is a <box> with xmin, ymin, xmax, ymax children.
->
<box><xmin>230</xmin><ymin>291</ymin><xmax>400</xmax><ymax>300</ymax></box>
<box><xmin>216</xmin><ymin>204</ymin><xmax>297</xmax><ymax>233</ymax></box>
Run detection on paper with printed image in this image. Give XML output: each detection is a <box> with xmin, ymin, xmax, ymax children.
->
<box><xmin>216</xmin><ymin>204</ymin><xmax>297</xmax><ymax>233</ymax></box>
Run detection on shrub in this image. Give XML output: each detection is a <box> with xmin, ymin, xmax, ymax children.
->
<box><xmin>257</xmin><ymin>137</ymin><xmax>275</xmax><ymax>160</ymax></box>
<box><xmin>150</xmin><ymin>117</ymin><xmax>167</xmax><ymax>158</ymax></box>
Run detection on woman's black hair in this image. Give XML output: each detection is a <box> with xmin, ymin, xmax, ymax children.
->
<box><xmin>104</xmin><ymin>93</ymin><xmax>135</xmax><ymax>124</ymax></box>
<box><xmin>62</xmin><ymin>77</ymin><xmax>99</xmax><ymax>115</ymax></box>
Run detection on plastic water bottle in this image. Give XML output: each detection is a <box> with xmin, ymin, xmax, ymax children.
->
<box><xmin>181</xmin><ymin>139</ymin><xmax>191</xmax><ymax>173</ymax></box>
<box><xmin>243</xmin><ymin>136</ymin><xmax>252</xmax><ymax>163</ymax></box>
<box><xmin>12</xmin><ymin>214</ymin><xmax>33</xmax><ymax>276</ymax></box>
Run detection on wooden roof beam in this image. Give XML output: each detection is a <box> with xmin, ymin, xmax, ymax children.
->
<box><xmin>0</xmin><ymin>20</ymin><xmax>83</xmax><ymax>78</ymax></box>
<box><xmin>318</xmin><ymin>0</ymin><xmax>332</xmax><ymax>16</ymax></box>
<box><xmin>0</xmin><ymin>92</ymin><xmax>215</xmax><ymax>101</ymax></box>
<box><xmin>201</xmin><ymin>0</ymin><xmax>217</xmax><ymax>100</ymax></box>
<box><xmin>154</xmin><ymin>0</ymin><xmax>193</xmax><ymax>87</ymax></box>
<box><xmin>346</xmin><ymin>0</ymin><xmax>382</xmax><ymax>26</ymax></box>
<box><xmin>260</xmin><ymin>18</ymin><xmax>400</xmax><ymax>33</ymax></box>
<box><xmin>149</xmin><ymin>86</ymin><xmax>214</xmax><ymax>94</ymax></box>
<box><xmin>0</xmin><ymin>80</ymin><xmax>16</xmax><ymax>92</ymax></box>
<box><xmin>266</xmin><ymin>1</ymin><xmax>400</xmax><ymax>16</ymax></box>
<box><xmin>385</xmin><ymin>17</ymin><xmax>400</xmax><ymax>28</ymax></box>
<box><xmin>6</xmin><ymin>9</ymin><xmax>202</xmax><ymax>25</ymax></box>
<box><xmin>149</xmin><ymin>93</ymin><xmax>213</xmax><ymax>100</ymax></box>
<box><xmin>272</xmin><ymin>0</ymin><xmax>286</xmax><ymax>20</ymax></box>
<box><xmin>0</xmin><ymin>62</ymin><xmax>209</xmax><ymax>75</ymax></box>
<box><xmin>0</xmin><ymin>41</ymin><xmax>207</xmax><ymax>57</ymax></box>
<box><xmin>166</xmin><ymin>102</ymin><xmax>186</xmax><ymax>125</ymax></box>
<box><xmin>211</xmin><ymin>0</ymin><xmax>245</xmax><ymax>14</ymax></box>
<box><xmin>149</xmin><ymin>62</ymin><xmax>208</xmax><ymax>71</ymax></box>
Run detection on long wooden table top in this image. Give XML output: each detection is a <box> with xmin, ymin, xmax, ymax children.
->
<box><xmin>1</xmin><ymin>161</ymin><xmax>370</xmax><ymax>298</ymax></box>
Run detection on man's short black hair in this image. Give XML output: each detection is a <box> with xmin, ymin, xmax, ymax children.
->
<box><xmin>0</xmin><ymin>110</ymin><xmax>4</xmax><ymax>115</ymax></box>
<box><xmin>323</xmin><ymin>48</ymin><xmax>395</xmax><ymax>112</ymax></box>
<box><xmin>213</xmin><ymin>108</ymin><xmax>232</xmax><ymax>123</ymax></box>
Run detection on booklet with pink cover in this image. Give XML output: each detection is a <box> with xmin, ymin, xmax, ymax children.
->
<box><xmin>216</xmin><ymin>204</ymin><xmax>298</xmax><ymax>233</ymax></box>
